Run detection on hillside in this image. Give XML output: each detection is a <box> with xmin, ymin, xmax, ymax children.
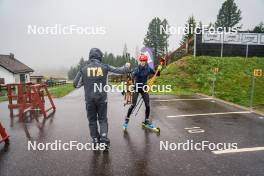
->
<box><xmin>155</xmin><ymin>56</ymin><xmax>264</xmax><ymax>112</ymax></box>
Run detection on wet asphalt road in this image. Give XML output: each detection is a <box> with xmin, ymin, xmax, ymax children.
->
<box><xmin>0</xmin><ymin>89</ymin><xmax>264</xmax><ymax>176</ymax></box>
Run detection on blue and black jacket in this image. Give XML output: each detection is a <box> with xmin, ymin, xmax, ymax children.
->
<box><xmin>132</xmin><ymin>65</ymin><xmax>155</xmax><ymax>88</ymax></box>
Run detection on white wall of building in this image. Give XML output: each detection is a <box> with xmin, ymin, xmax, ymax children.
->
<box><xmin>13</xmin><ymin>73</ymin><xmax>31</xmax><ymax>83</ymax></box>
<box><xmin>25</xmin><ymin>73</ymin><xmax>30</xmax><ymax>83</ymax></box>
<box><xmin>14</xmin><ymin>74</ymin><xmax>20</xmax><ymax>83</ymax></box>
<box><xmin>0</xmin><ymin>66</ymin><xmax>15</xmax><ymax>84</ymax></box>
<box><xmin>0</xmin><ymin>66</ymin><xmax>31</xmax><ymax>84</ymax></box>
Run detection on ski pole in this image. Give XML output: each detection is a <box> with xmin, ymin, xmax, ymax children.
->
<box><xmin>131</xmin><ymin>96</ymin><xmax>143</xmax><ymax>114</ymax></box>
<box><xmin>135</xmin><ymin>98</ymin><xmax>144</xmax><ymax>116</ymax></box>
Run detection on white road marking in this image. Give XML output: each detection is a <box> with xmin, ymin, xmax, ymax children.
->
<box><xmin>158</xmin><ymin>106</ymin><xmax>169</xmax><ymax>109</ymax></box>
<box><xmin>167</xmin><ymin>111</ymin><xmax>251</xmax><ymax>118</ymax></box>
<box><xmin>184</xmin><ymin>127</ymin><xmax>205</xmax><ymax>133</ymax></box>
<box><xmin>212</xmin><ymin>147</ymin><xmax>264</xmax><ymax>154</ymax></box>
<box><xmin>153</xmin><ymin>98</ymin><xmax>213</xmax><ymax>102</ymax></box>
<box><xmin>188</xmin><ymin>129</ymin><xmax>205</xmax><ymax>133</ymax></box>
<box><xmin>184</xmin><ymin>127</ymin><xmax>201</xmax><ymax>130</ymax></box>
<box><xmin>259</xmin><ymin>117</ymin><xmax>263</xmax><ymax>119</ymax></box>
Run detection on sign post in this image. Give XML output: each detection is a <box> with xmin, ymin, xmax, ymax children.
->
<box><xmin>221</xmin><ymin>40</ymin><xmax>223</xmax><ymax>58</ymax></box>
<box><xmin>221</xmin><ymin>35</ymin><xmax>224</xmax><ymax>58</ymax></box>
<box><xmin>193</xmin><ymin>34</ymin><xmax>197</xmax><ymax>57</ymax></box>
<box><xmin>212</xmin><ymin>67</ymin><xmax>219</xmax><ymax>102</ymax></box>
<box><xmin>246</xmin><ymin>43</ymin><xmax>249</xmax><ymax>58</ymax></box>
<box><xmin>250</xmin><ymin>69</ymin><xmax>263</xmax><ymax>111</ymax></box>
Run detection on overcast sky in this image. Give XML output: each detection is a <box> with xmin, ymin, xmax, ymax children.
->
<box><xmin>0</xmin><ymin>0</ymin><xmax>263</xmax><ymax>69</ymax></box>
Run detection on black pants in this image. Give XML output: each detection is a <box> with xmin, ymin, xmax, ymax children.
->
<box><xmin>85</xmin><ymin>96</ymin><xmax>109</xmax><ymax>142</ymax></box>
<box><xmin>126</xmin><ymin>89</ymin><xmax>150</xmax><ymax>121</ymax></box>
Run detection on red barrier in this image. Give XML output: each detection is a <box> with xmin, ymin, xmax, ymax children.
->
<box><xmin>0</xmin><ymin>122</ymin><xmax>9</xmax><ymax>145</ymax></box>
<box><xmin>7</xmin><ymin>83</ymin><xmax>56</xmax><ymax>120</ymax></box>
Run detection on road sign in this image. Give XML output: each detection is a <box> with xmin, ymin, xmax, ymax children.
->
<box><xmin>202</xmin><ymin>33</ymin><xmax>222</xmax><ymax>43</ymax></box>
<box><xmin>202</xmin><ymin>32</ymin><xmax>264</xmax><ymax>45</ymax></box>
<box><xmin>261</xmin><ymin>35</ymin><xmax>264</xmax><ymax>44</ymax></box>
<box><xmin>224</xmin><ymin>33</ymin><xmax>241</xmax><ymax>44</ymax></box>
<box><xmin>212</xmin><ymin>67</ymin><xmax>219</xmax><ymax>74</ymax></box>
<box><xmin>242</xmin><ymin>34</ymin><xmax>259</xmax><ymax>44</ymax></box>
<box><xmin>250</xmin><ymin>69</ymin><xmax>262</xmax><ymax>111</ymax></box>
<box><xmin>254</xmin><ymin>69</ymin><xmax>263</xmax><ymax>77</ymax></box>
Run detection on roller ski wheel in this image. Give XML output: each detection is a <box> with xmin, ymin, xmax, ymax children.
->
<box><xmin>141</xmin><ymin>122</ymin><xmax>160</xmax><ymax>135</ymax></box>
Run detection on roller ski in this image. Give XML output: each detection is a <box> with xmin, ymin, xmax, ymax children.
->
<box><xmin>141</xmin><ymin>120</ymin><xmax>160</xmax><ymax>135</ymax></box>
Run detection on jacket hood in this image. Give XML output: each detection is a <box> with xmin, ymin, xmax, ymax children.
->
<box><xmin>89</xmin><ymin>48</ymin><xmax>103</xmax><ymax>62</ymax></box>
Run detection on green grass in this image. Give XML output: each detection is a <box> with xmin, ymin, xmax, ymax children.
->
<box><xmin>0</xmin><ymin>89</ymin><xmax>7</xmax><ymax>102</ymax></box>
<box><xmin>155</xmin><ymin>56</ymin><xmax>264</xmax><ymax>113</ymax></box>
<box><xmin>258</xmin><ymin>106</ymin><xmax>264</xmax><ymax>113</ymax></box>
<box><xmin>0</xmin><ymin>96</ymin><xmax>7</xmax><ymax>102</ymax></box>
<box><xmin>48</xmin><ymin>83</ymin><xmax>75</xmax><ymax>98</ymax></box>
<box><xmin>0</xmin><ymin>84</ymin><xmax>75</xmax><ymax>102</ymax></box>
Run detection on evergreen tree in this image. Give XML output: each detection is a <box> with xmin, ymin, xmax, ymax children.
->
<box><xmin>67</xmin><ymin>57</ymin><xmax>86</xmax><ymax>80</ymax></box>
<box><xmin>253</xmin><ymin>22</ymin><xmax>264</xmax><ymax>33</ymax></box>
<box><xmin>215</xmin><ymin>0</ymin><xmax>242</xmax><ymax>28</ymax></box>
<box><xmin>135</xmin><ymin>46</ymin><xmax>140</xmax><ymax>60</ymax></box>
<box><xmin>78</xmin><ymin>57</ymin><xmax>86</xmax><ymax>70</ymax></box>
<box><xmin>160</xmin><ymin>19</ymin><xmax>170</xmax><ymax>54</ymax></box>
<box><xmin>198</xmin><ymin>21</ymin><xmax>203</xmax><ymax>30</ymax></box>
<box><xmin>143</xmin><ymin>17</ymin><xmax>170</xmax><ymax>64</ymax></box>
<box><xmin>180</xmin><ymin>16</ymin><xmax>196</xmax><ymax>45</ymax></box>
<box><xmin>68</xmin><ymin>51</ymin><xmax>139</xmax><ymax>80</ymax></box>
<box><xmin>122</xmin><ymin>44</ymin><xmax>128</xmax><ymax>58</ymax></box>
<box><xmin>67</xmin><ymin>66</ymin><xmax>75</xmax><ymax>80</ymax></box>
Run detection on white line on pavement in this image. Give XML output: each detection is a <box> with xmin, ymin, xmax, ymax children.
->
<box><xmin>167</xmin><ymin>111</ymin><xmax>251</xmax><ymax>118</ymax></box>
<box><xmin>184</xmin><ymin>127</ymin><xmax>201</xmax><ymax>130</ymax></box>
<box><xmin>212</xmin><ymin>147</ymin><xmax>264</xmax><ymax>154</ymax></box>
<box><xmin>152</xmin><ymin>98</ymin><xmax>213</xmax><ymax>102</ymax></box>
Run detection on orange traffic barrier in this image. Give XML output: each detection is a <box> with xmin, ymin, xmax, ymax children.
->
<box><xmin>7</xmin><ymin>83</ymin><xmax>56</xmax><ymax>120</ymax></box>
<box><xmin>0</xmin><ymin>122</ymin><xmax>9</xmax><ymax>145</ymax></box>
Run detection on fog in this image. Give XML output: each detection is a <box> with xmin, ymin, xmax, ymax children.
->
<box><xmin>0</xmin><ymin>0</ymin><xmax>263</xmax><ymax>70</ymax></box>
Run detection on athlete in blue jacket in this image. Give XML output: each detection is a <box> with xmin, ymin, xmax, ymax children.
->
<box><xmin>123</xmin><ymin>54</ymin><xmax>160</xmax><ymax>129</ymax></box>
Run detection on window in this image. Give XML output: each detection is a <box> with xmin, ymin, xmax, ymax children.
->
<box><xmin>0</xmin><ymin>78</ymin><xmax>5</xmax><ymax>84</ymax></box>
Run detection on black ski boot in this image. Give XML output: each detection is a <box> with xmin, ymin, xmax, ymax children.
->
<box><xmin>100</xmin><ymin>137</ymin><xmax>110</xmax><ymax>152</ymax></box>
